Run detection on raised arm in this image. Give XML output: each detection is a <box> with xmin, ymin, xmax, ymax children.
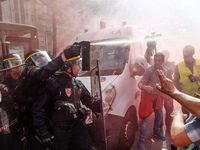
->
<box><xmin>170</xmin><ymin>109</ymin><xmax>192</xmax><ymax>147</ymax></box>
<box><xmin>32</xmin><ymin>42</ymin><xmax>81</xmax><ymax>80</ymax></box>
<box><xmin>156</xmin><ymin>69</ymin><xmax>200</xmax><ymax>119</ymax></box>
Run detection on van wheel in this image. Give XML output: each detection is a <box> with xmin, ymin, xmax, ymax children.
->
<box><xmin>117</xmin><ymin>106</ymin><xmax>137</xmax><ymax>150</ymax></box>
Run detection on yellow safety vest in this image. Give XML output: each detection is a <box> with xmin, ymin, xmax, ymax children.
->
<box><xmin>178</xmin><ymin>58</ymin><xmax>200</xmax><ymax>96</ymax></box>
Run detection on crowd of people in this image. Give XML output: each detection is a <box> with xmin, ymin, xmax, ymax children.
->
<box><xmin>0</xmin><ymin>43</ymin><xmax>100</xmax><ymax>150</ymax></box>
<box><xmin>136</xmin><ymin>43</ymin><xmax>200</xmax><ymax>150</ymax></box>
<box><xmin>1</xmin><ymin>40</ymin><xmax>200</xmax><ymax>150</ymax></box>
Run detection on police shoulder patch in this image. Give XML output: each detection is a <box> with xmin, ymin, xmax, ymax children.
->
<box><xmin>65</xmin><ymin>88</ymin><xmax>71</xmax><ymax>97</ymax></box>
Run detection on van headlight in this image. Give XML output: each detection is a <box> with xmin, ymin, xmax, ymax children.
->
<box><xmin>102</xmin><ymin>84</ymin><xmax>116</xmax><ymax>117</ymax></box>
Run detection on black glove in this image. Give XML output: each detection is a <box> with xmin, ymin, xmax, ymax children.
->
<box><xmin>40</xmin><ymin>132</ymin><xmax>54</xmax><ymax>150</ymax></box>
<box><xmin>63</xmin><ymin>42</ymin><xmax>81</xmax><ymax>60</ymax></box>
<box><xmin>78</xmin><ymin>107</ymin><xmax>89</xmax><ymax>121</ymax></box>
<box><xmin>90</xmin><ymin>98</ymin><xmax>101</xmax><ymax>113</ymax></box>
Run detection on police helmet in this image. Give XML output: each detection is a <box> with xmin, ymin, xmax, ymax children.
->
<box><xmin>25</xmin><ymin>49</ymin><xmax>52</xmax><ymax>67</ymax></box>
<box><xmin>3</xmin><ymin>53</ymin><xmax>22</xmax><ymax>69</ymax></box>
<box><xmin>2</xmin><ymin>53</ymin><xmax>23</xmax><ymax>77</ymax></box>
<box><xmin>60</xmin><ymin>55</ymin><xmax>82</xmax><ymax>78</ymax></box>
<box><xmin>61</xmin><ymin>55</ymin><xmax>82</xmax><ymax>71</ymax></box>
<box><xmin>135</xmin><ymin>56</ymin><xmax>148</xmax><ymax>70</ymax></box>
<box><xmin>61</xmin><ymin>43</ymin><xmax>82</xmax><ymax>71</ymax></box>
<box><xmin>63</xmin><ymin>42</ymin><xmax>81</xmax><ymax>60</ymax></box>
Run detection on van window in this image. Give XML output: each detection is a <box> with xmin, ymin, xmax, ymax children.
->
<box><xmin>80</xmin><ymin>41</ymin><xmax>130</xmax><ymax>76</ymax></box>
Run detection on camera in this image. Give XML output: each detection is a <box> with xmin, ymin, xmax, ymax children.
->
<box><xmin>145</xmin><ymin>32</ymin><xmax>162</xmax><ymax>49</ymax></box>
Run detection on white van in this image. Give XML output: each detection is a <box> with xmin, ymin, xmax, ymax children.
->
<box><xmin>68</xmin><ymin>24</ymin><xmax>150</xmax><ymax>150</ymax></box>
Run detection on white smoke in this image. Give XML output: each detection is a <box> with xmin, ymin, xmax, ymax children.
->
<box><xmin>57</xmin><ymin>0</ymin><xmax>200</xmax><ymax>63</ymax></box>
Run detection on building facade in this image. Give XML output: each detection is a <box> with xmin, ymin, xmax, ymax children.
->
<box><xmin>0</xmin><ymin>0</ymin><xmax>82</xmax><ymax>60</ymax></box>
<box><xmin>0</xmin><ymin>0</ymin><xmax>38</xmax><ymax>59</ymax></box>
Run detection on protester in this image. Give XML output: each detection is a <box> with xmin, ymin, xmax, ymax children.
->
<box><xmin>137</xmin><ymin>52</ymin><xmax>167</xmax><ymax>150</ymax></box>
<box><xmin>162</xmin><ymin>50</ymin><xmax>175</xmax><ymax>77</ymax></box>
<box><xmin>161</xmin><ymin>50</ymin><xmax>176</xmax><ymax>134</ymax></box>
<box><xmin>129</xmin><ymin>55</ymin><xmax>148</xmax><ymax>79</ymax></box>
<box><xmin>173</xmin><ymin>45</ymin><xmax>200</xmax><ymax>119</ymax></box>
<box><xmin>144</xmin><ymin>40</ymin><xmax>156</xmax><ymax>65</ymax></box>
<box><xmin>156</xmin><ymin>69</ymin><xmax>200</xmax><ymax>148</ymax></box>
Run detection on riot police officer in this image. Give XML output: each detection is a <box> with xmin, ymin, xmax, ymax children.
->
<box><xmin>50</xmin><ymin>46</ymin><xmax>100</xmax><ymax>150</ymax></box>
<box><xmin>1</xmin><ymin>53</ymin><xmax>45</xmax><ymax>150</ymax></box>
<box><xmin>24</xmin><ymin>43</ymin><xmax>93</xmax><ymax>150</ymax></box>
<box><xmin>24</xmin><ymin>49</ymin><xmax>55</xmax><ymax>150</ymax></box>
<box><xmin>22</xmin><ymin>48</ymin><xmax>76</xmax><ymax>149</ymax></box>
<box><xmin>0</xmin><ymin>46</ymin><xmax>78</xmax><ymax>150</ymax></box>
<box><xmin>0</xmin><ymin>83</ymin><xmax>24</xmax><ymax>150</ymax></box>
<box><xmin>0</xmin><ymin>54</ymin><xmax>25</xmax><ymax>150</ymax></box>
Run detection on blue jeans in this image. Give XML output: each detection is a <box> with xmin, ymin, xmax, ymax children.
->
<box><xmin>139</xmin><ymin>98</ymin><xmax>163</xmax><ymax>140</ymax></box>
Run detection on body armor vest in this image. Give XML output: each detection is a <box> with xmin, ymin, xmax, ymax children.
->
<box><xmin>0</xmin><ymin>83</ymin><xmax>24</xmax><ymax>149</ymax></box>
<box><xmin>52</xmin><ymin>72</ymin><xmax>83</xmax><ymax>123</ymax></box>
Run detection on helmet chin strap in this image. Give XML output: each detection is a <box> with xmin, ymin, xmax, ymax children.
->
<box><xmin>70</xmin><ymin>65</ymin><xmax>76</xmax><ymax>77</ymax></box>
<box><xmin>63</xmin><ymin>57</ymin><xmax>81</xmax><ymax>78</ymax></box>
<box><xmin>65</xmin><ymin>65</ymin><xmax>76</xmax><ymax>78</ymax></box>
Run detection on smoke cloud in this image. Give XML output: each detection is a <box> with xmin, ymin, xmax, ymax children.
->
<box><xmin>57</xmin><ymin>0</ymin><xmax>200</xmax><ymax>63</ymax></box>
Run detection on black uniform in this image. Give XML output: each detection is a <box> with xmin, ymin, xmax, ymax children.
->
<box><xmin>21</xmin><ymin>55</ymin><xmax>65</xmax><ymax>150</ymax></box>
<box><xmin>0</xmin><ymin>55</ymin><xmax>65</xmax><ymax>150</ymax></box>
<box><xmin>24</xmin><ymin>48</ymin><xmax>99</xmax><ymax>149</ymax></box>
<box><xmin>28</xmin><ymin>52</ymin><xmax>100</xmax><ymax>150</ymax></box>
<box><xmin>48</xmin><ymin>71</ymin><xmax>100</xmax><ymax>150</ymax></box>
<box><xmin>0</xmin><ymin>83</ymin><xmax>24</xmax><ymax>150</ymax></box>
<box><xmin>29</xmin><ymin>55</ymin><xmax>64</xmax><ymax>133</ymax></box>
<box><xmin>31</xmin><ymin>54</ymin><xmax>100</xmax><ymax>149</ymax></box>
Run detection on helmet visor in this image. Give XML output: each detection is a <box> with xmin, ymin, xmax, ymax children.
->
<box><xmin>3</xmin><ymin>60</ymin><xmax>24</xmax><ymax>76</ymax></box>
<box><xmin>71</xmin><ymin>57</ymin><xmax>82</xmax><ymax>76</ymax></box>
<box><xmin>31</xmin><ymin>51</ymin><xmax>51</xmax><ymax>67</ymax></box>
<box><xmin>4</xmin><ymin>59</ymin><xmax>22</xmax><ymax>68</ymax></box>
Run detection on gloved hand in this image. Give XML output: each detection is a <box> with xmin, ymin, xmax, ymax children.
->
<box><xmin>40</xmin><ymin>132</ymin><xmax>54</xmax><ymax>150</ymax></box>
<box><xmin>55</xmin><ymin>101</ymin><xmax>77</xmax><ymax>114</ymax></box>
<box><xmin>91</xmin><ymin>98</ymin><xmax>101</xmax><ymax>113</ymax></box>
<box><xmin>66</xmin><ymin>103</ymin><xmax>77</xmax><ymax>114</ymax></box>
<box><xmin>63</xmin><ymin>42</ymin><xmax>81</xmax><ymax>60</ymax></box>
<box><xmin>78</xmin><ymin>107</ymin><xmax>89</xmax><ymax>121</ymax></box>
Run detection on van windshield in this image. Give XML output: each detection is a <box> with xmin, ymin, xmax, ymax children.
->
<box><xmin>80</xmin><ymin>41</ymin><xmax>130</xmax><ymax>76</ymax></box>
